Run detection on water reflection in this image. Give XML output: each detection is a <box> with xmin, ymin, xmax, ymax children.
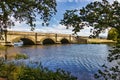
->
<box><xmin>0</xmin><ymin>46</ymin><xmax>8</xmax><ymax>60</ymax></box>
<box><xmin>0</xmin><ymin>44</ymin><xmax>111</xmax><ymax>80</ymax></box>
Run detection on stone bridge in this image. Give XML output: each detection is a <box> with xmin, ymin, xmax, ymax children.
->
<box><xmin>0</xmin><ymin>31</ymin><xmax>77</xmax><ymax>46</ymax></box>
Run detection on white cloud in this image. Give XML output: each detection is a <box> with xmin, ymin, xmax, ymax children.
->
<box><xmin>35</xmin><ymin>24</ymin><xmax>73</xmax><ymax>34</ymax></box>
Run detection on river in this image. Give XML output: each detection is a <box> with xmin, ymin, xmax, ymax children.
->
<box><xmin>3</xmin><ymin>44</ymin><xmax>111</xmax><ymax>80</ymax></box>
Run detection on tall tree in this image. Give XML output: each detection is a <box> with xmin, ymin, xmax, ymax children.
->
<box><xmin>60</xmin><ymin>0</ymin><xmax>120</xmax><ymax>38</ymax></box>
<box><xmin>0</xmin><ymin>0</ymin><xmax>57</xmax><ymax>32</ymax></box>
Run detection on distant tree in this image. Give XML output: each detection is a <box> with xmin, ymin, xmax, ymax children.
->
<box><xmin>0</xmin><ymin>0</ymin><xmax>57</xmax><ymax>33</ymax></box>
<box><xmin>107</xmin><ymin>28</ymin><xmax>119</xmax><ymax>41</ymax></box>
<box><xmin>60</xmin><ymin>0</ymin><xmax>120</xmax><ymax>38</ymax></box>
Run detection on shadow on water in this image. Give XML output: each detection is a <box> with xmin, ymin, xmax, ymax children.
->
<box><xmin>0</xmin><ymin>46</ymin><xmax>9</xmax><ymax>61</ymax></box>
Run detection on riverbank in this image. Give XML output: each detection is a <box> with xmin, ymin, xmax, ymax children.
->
<box><xmin>87</xmin><ymin>39</ymin><xmax>116</xmax><ymax>44</ymax></box>
<box><xmin>75</xmin><ymin>36</ymin><xmax>116</xmax><ymax>44</ymax></box>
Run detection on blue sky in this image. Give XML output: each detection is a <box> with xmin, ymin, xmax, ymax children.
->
<box><xmin>9</xmin><ymin>0</ymin><xmax>119</xmax><ymax>37</ymax></box>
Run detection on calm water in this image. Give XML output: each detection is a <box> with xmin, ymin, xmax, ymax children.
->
<box><xmin>5</xmin><ymin>44</ymin><xmax>111</xmax><ymax>80</ymax></box>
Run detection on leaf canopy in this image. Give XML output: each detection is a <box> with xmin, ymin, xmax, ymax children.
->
<box><xmin>0</xmin><ymin>0</ymin><xmax>57</xmax><ymax>31</ymax></box>
<box><xmin>60</xmin><ymin>0</ymin><xmax>120</xmax><ymax>37</ymax></box>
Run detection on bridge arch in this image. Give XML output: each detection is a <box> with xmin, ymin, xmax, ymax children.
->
<box><xmin>60</xmin><ymin>38</ymin><xmax>70</xmax><ymax>44</ymax></box>
<box><xmin>12</xmin><ymin>37</ymin><xmax>35</xmax><ymax>45</ymax></box>
<box><xmin>41</xmin><ymin>38</ymin><xmax>55</xmax><ymax>45</ymax></box>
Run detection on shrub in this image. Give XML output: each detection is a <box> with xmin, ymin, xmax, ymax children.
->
<box><xmin>107</xmin><ymin>28</ymin><xmax>119</xmax><ymax>41</ymax></box>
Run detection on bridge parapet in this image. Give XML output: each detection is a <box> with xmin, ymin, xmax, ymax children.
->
<box><xmin>7</xmin><ymin>31</ymin><xmax>71</xmax><ymax>37</ymax></box>
<box><xmin>7</xmin><ymin>31</ymin><xmax>35</xmax><ymax>35</ymax></box>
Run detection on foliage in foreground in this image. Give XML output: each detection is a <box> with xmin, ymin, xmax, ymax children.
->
<box><xmin>94</xmin><ymin>44</ymin><xmax>120</xmax><ymax>80</ymax></box>
<box><xmin>0</xmin><ymin>58</ymin><xmax>77</xmax><ymax>80</ymax></box>
<box><xmin>0</xmin><ymin>0</ymin><xmax>57</xmax><ymax>33</ymax></box>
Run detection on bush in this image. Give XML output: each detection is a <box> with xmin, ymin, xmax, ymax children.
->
<box><xmin>107</xmin><ymin>28</ymin><xmax>119</xmax><ymax>41</ymax></box>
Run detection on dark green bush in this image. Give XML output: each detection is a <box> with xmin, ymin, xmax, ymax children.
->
<box><xmin>107</xmin><ymin>28</ymin><xmax>119</xmax><ymax>41</ymax></box>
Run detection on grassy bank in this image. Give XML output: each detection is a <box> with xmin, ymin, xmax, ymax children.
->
<box><xmin>87</xmin><ymin>39</ymin><xmax>116</xmax><ymax>44</ymax></box>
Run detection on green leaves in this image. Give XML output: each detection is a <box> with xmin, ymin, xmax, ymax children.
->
<box><xmin>60</xmin><ymin>10</ymin><xmax>84</xmax><ymax>34</ymax></box>
<box><xmin>107</xmin><ymin>28</ymin><xmax>119</xmax><ymax>41</ymax></box>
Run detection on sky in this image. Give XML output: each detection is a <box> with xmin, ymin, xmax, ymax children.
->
<box><xmin>9</xmin><ymin>0</ymin><xmax>120</xmax><ymax>37</ymax></box>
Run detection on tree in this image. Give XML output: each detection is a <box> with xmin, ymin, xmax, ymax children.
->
<box><xmin>60</xmin><ymin>0</ymin><xmax>120</xmax><ymax>38</ymax></box>
<box><xmin>60</xmin><ymin>10</ymin><xmax>85</xmax><ymax>34</ymax></box>
<box><xmin>0</xmin><ymin>0</ymin><xmax>57</xmax><ymax>33</ymax></box>
<box><xmin>107</xmin><ymin>28</ymin><xmax>119</xmax><ymax>41</ymax></box>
